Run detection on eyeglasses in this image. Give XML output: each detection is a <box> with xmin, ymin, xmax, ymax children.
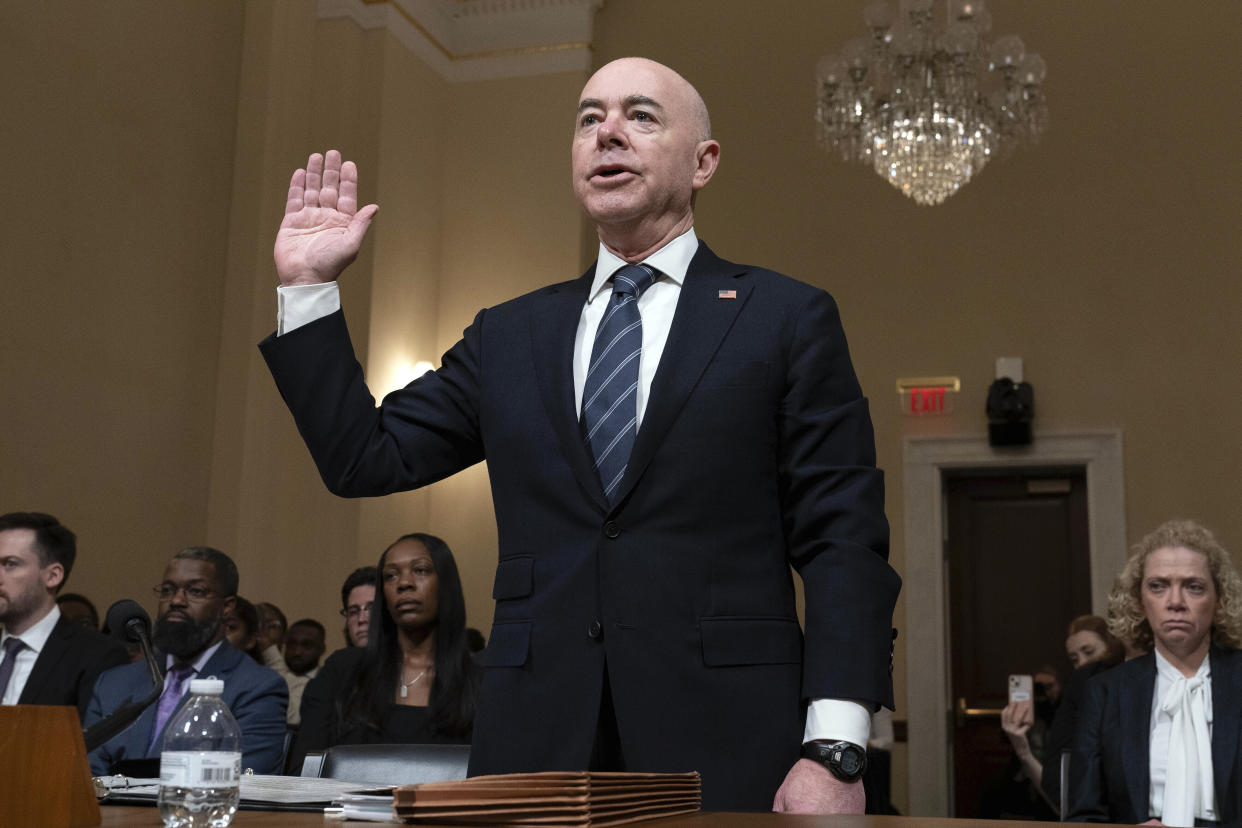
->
<box><xmin>153</xmin><ymin>582</ymin><xmax>216</xmax><ymax>602</ymax></box>
<box><xmin>340</xmin><ymin>604</ymin><xmax>374</xmax><ymax>620</ymax></box>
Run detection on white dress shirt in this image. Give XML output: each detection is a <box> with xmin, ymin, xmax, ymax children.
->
<box><xmin>1149</xmin><ymin>648</ymin><xmax>1216</xmax><ymax>825</ymax></box>
<box><xmin>275</xmin><ymin>227</ymin><xmax>872</xmax><ymax>748</ymax></box>
<box><xmin>0</xmin><ymin>604</ymin><xmax>61</xmax><ymax>705</ymax></box>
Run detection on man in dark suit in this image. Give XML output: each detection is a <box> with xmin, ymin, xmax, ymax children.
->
<box><xmin>82</xmin><ymin>547</ymin><xmax>288</xmax><ymax>775</ymax></box>
<box><xmin>0</xmin><ymin>512</ymin><xmax>128</xmax><ymax>718</ymax></box>
<box><xmin>261</xmin><ymin>57</ymin><xmax>899</xmax><ymax>812</ymax></box>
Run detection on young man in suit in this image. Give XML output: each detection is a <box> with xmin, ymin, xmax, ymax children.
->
<box><xmin>0</xmin><ymin>512</ymin><xmax>128</xmax><ymax>718</ymax></box>
<box><xmin>262</xmin><ymin>58</ymin><xmax>899</xmax><ymax>812</ymax></box>
<box><xmin>83</xmin><ymin>547</ymin><xmax>288</xmax><ymax>775</ymax></box>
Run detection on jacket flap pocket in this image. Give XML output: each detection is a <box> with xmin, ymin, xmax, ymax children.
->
<box><xmin>492</xmin><ymin>556</ymin><xmax>534</xmax><ymax>600</ymax></box>
<box><xmin>700</xmin><ymin>616</ymin><xmax>802</xmax><ymax>666</ymax></box>
<box><xmin>482</xmin><ymin>621</ymin><xmax>531</xmax><ymax>668</ymax></box>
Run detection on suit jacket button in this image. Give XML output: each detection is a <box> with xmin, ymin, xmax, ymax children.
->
<box><xmin>603</xmin><ymin>521</ymin><xmax>620</xmax><ymax>539</ymax></box>
<box><xmin>588</xmin><ymin>620</ymin><xmax>603</xmax><ymax>640</ymax></box>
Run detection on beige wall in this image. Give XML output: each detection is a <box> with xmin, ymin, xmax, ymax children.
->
<box><xmin>1</xmin><ymin>0</ymin><xmax>245</xmax><ymax>606</ymax></box>
<box><xmin>4</xmin><ymin>0</ymin><xmax>1241</xmax><ymax>814</ymax></box>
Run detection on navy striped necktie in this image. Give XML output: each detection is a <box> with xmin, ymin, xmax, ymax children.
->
<box><xmin>582</xmin><ymin>263</ymin><xmax>658</xmax><ymax>504</ymax></box>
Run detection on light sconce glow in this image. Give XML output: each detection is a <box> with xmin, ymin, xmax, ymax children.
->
<box><xmin>379</xmin><ymin>359</ymin><xmax>436</xmax><ymax>398</ymax></box>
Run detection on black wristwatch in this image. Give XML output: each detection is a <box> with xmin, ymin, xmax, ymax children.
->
<box><xmin>801</xmin><ymin>740</ymin><xmax>868</xmax><ymax>783</ymax></box>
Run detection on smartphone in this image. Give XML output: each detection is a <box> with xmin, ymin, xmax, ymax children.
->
<box><xmin>1008</xmin><ymin>674</ymin><xmax>1033</xmax><ymax>704</ymax></box>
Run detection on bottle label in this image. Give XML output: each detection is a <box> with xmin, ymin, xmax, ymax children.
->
<box><xmin>159</xmin><ymin>751</ymin><xmax>241</xmax><ymax>789</ymax></box>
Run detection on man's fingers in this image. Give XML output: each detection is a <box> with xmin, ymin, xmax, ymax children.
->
<box><xmin>338</xmin><ymin>160</ymin><xmax>360</xmax><ymax>215</ymax></box>
<box><xmin>285</xmin><ymin>168</ymin><xmax>306</xmax><ymax>215</ymax></box>
<box><xmin>304</xmin><ymin>152</ymin><xmax>324</xmax><ymax>208</ymax></box>
<box><xmin>321</xmin><ymin>150</ymin><xmax>342</xmax><ymax>210</ymax></box>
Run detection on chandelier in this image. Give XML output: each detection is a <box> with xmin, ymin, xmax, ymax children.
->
<box><xmin>816</xmin><ymin>0</ymin><xmax>1047</xmax><ymax>205</ymax></box>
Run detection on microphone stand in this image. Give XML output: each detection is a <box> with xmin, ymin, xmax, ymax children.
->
<box><xmin>82</xmin><ymin>618</ymin><xmax>165</xmax><ymax>754</ymax></box>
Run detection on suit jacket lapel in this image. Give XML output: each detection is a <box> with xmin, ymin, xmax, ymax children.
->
<box><xmin>530</xmin><ymin>271</ymin><xmax>609</xmax><ymax>512</ymax></box>
<box><xmin>17</xmin><ymin>615</ymin><xmax>69</xmax><ymax>704</ymax></box>
<box><xmin>1122</xmin><ymin>652</ymin><xmax>1156</xmax><ymax>820</ymax></box>
<box><xmin>613</xmin><ymin>243</ymin><xmax>750</xmax><ymax>508</ymax></box>
<box><xmin>1211</xmin><ymin>646</ymin><xmax>1240</xmax><ymax>819</ymax></box>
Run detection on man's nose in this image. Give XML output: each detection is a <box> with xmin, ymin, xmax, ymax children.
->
<box><xmin>597</xmin><ymin>113</ymin><xmax>628</xmax><ymax>147</ymax></box>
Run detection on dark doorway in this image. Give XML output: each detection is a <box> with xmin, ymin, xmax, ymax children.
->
<box><xmin>944</xmin><ymin>467</ymin><xmax>1091</xmax><ymax>819</ymax></box>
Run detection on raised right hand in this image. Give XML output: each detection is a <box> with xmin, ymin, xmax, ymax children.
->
<box><xmin>274</xmin><ymin>150</ymin><xmax>379</xmax><ymax>286</ymax></box>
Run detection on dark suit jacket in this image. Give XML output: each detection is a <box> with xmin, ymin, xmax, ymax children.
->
<box><xmin>82</xmin><ymin>640</ymin><xmax>288</xmax><ymax>776</ymax></box>
<box><xmin>288</xmin><ymin>647</ymin><xmax>475</xmax><ymax>773</ymax></box>
<box><xmin>260</xmin><ymin>242</ymin><xmax>901</xmax><ymax>810</ymax></box>
<box><xmin>15</xmin><ymin>614</ymin><xmax>129</xmax><ymax>719</ymax></box>
<box><xmin>1067</xmin><ymin>647</ymin><xmax>1242</xmax><ymax>823</ymax></box>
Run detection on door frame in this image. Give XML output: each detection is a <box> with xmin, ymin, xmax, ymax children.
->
<box><xmin>902</xmin><ymin>431</ymin><xmax>1126</xmax><ymax>817</ymax></box>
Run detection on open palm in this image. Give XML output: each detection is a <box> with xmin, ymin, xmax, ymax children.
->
<box><xmin>274</xmin><ymin>150</ymin><xmax>378</xmax><ymax>286</ymax></box>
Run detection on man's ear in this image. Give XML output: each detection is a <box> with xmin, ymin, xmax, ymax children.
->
<box><xmin>221</xmin><ymin>595</ymin><xmax>237</xmax><ymax>616</ymax></box>
<box><xmin>692</xmin><ymin>139</ymin><xmax>721</xmax><ymax>191</ymax></box>
<box><xmin>42</xmin><ymin>562</ymin><xmax>65</xmax><ymax>593</ymax></box>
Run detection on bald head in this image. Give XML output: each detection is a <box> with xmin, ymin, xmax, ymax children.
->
<box><xmin>584</xmin><ymin>58</ymin><xmax>712</xmax><ymax>141</ymax></box>
<box><xmin>572</xmin><ymin>57</ymin><xmax>721</xmax><ymax>260</ymax></box>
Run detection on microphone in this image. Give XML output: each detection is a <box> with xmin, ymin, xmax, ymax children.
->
<box><xmin>83</xmin><ymin>599</ymin><xmax>166</xmax><ymax>753</ymax></box>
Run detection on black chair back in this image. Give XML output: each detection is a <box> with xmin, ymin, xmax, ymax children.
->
<box><xmin>302</xmin><ymin>743</ymin><xmax>471</xmax><ymax>786</ymax></box>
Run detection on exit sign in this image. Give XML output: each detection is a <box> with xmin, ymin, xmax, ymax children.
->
<box><xmin>897</xmin><ymin>376</ymin><xmax>960</xmax><ymax>417</ymax></box>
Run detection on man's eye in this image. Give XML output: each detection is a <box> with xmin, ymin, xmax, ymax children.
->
<box><xmin>581</xmin><ymin>114</ymin><xmax>599</xmax><ymax>126</ymax></box>
<box><xmin>633</xmin><ymin>111</ymin><xmax>652</xmax><ymax>121</ymax></box>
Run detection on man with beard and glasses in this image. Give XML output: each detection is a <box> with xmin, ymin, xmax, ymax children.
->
<box><xmin>84</xmin><ymin>547</ymin><xmax>288</xmax><ymax>775</ymax></box>
<box><xmin>0</xmin><ymin>512</ymin><xmax>128</xmax><ymax>717</ymax></box>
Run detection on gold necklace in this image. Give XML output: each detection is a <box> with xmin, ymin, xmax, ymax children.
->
<box><xmin>400</xmin><ymin>667</ymin><xmax>429</xmax><ymax>699</ymax></box>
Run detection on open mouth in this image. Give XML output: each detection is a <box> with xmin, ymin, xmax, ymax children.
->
<box><xmin>593</xmin><ymin>164</ymin><xmax>636</xmax><ymax>180</ymax></box>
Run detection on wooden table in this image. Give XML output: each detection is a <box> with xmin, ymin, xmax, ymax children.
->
<box><xmin>99</xmin><ymin>804</ymin><xmax>1069</xmax><ymax>826</ymax></box>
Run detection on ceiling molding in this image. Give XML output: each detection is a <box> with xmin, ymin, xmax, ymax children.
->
<box><xmin>318</xmin><ymin>0</ymin><xmax>602</xmax><ymax>82</ymax></box>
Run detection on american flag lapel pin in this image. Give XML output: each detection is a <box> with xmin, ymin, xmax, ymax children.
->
<box><xmin>717</xmin><ymin>289</ymin><xmax>737</xmax><ymax>300</ymax></box>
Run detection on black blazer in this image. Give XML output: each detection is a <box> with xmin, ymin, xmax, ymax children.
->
<box><xmin>289</xmin><ymin>647</ymin><xmax>474</xmax><ymax>773</ymax></box>
<box><xmin>1067</xmin><ymin>647</ymin><xmax>1242</xmax><ymax>823</ymax></box>
<box><xmin>261</xmin><ymin>242</ymin><xmax>901</xmax><ymax>811</ymax></box>
<box><xmin>16</xmin><ymin>614</ymin><xmax>129</xmax><ymax>719</ymax></box>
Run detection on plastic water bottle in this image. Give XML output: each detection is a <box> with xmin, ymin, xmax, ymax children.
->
<box><xmin>157</xmin><ymin>678</ymin><xmax>242</xmax><ymax>828</ymax></box>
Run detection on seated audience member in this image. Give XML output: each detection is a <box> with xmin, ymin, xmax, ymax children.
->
<box><xmin>290</xmin><ymin>533</ymin><xmax>480</xmax><ymax>771</ymax></box>
<box><xmin>255</xmin><ymin>601</ymin><xmax>288</xmax><ymax>655</ymax></box>
<box><xmin>999</xmin><ymin>613</ymin><xmax>1129</xmax><ymax>818</ymax></box>
<box><xmin>263</xmin><ymin>618</ymin><xmax>326</xmax><ymax>726</ymax></box>
<box><xmin>1034</xmin><ymin>615</ymin><xmax>1127</xmax><ymax>809</ymax></box>
<box><xmin>0</xmin><ymin>512</ymin><xmax>128</xmax><ymax>717</ymax></box>
<box><xmin>339</xmin><ymin>566</ymin><xmax>376</xmax><ymax>648</ymax></box>
<box><xmin>56</xmin><ymin>592</ymin><xmax>101</xmax><ymax>631</ymax></box>
<box><xmin>1068</xmin><ymin>519</ymin><xmax>1242</xmax><ymax>825</ymax></box>
<box><xmin>84</xmin><ymin>547</ymin><xmax>288</xmax><ymax>775</ymax></box>
<box><xmin>223</xmin><ymin>595</ymin><xmax>261</xmax><ymax>660</ymax></box>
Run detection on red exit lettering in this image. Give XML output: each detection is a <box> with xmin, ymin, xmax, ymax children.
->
<box><xmin>909</xmin><ymin>386</ymin><xmax>946</xmax><ymax>414</ymax></box>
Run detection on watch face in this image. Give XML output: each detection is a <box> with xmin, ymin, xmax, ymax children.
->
<box><xmin>837</xmin><ymin>747</ymin><xmax>863</xmax><ymax>775</ymax></box>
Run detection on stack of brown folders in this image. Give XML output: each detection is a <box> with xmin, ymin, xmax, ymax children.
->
<box><xmin>392</xmin><ymin>771</ymin><xmax>701</xmax><ymax>826</ymax></box>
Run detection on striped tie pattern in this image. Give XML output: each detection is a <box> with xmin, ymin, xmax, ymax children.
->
<box><xmin>582</xmin><ymin>263</ymin><xmax>658</xmax><ymax>504</ymax></box>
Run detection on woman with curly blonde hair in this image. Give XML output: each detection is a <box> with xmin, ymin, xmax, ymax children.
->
<box><xmin>1068</xmin><ymin>519</ymin><xmax>1242</xmax><ymax>825</ymax></box>
<box><xmin>1107</xmin><ymin>519</ymin><xmax>1242</xmax><ymax>653</ymax></box>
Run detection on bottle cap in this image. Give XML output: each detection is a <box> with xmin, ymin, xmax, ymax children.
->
<box><xmin>188</xmin><ymin>678</ymin><xmax>225</xmax><ymax>695</ymax></box>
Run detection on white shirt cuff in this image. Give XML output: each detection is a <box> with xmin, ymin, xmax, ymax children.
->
<box><xmin>803</xmin><ymin>698</ymin><xmax>872</xmax><ymax>747</ymax></box>
<box><xmin>277</xmin><ymin>282</ymin><xmax>341</xmax><ymax>335</ymax></box>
